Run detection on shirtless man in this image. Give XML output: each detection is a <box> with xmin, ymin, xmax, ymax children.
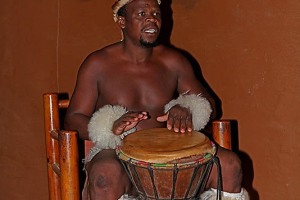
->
<box><xmin>65</xmin><ymin>0</ymin><xmax>248</xmax><ymax>199</ymax></box>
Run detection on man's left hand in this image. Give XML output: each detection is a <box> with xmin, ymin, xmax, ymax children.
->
<box><xmin>156</xmin><ymin>104</ymin><xmax>193</xmax><ymax>133</ymax></box>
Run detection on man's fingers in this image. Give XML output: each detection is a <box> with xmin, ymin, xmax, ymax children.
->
<box><xmin>114</xmin><ymin>121</ymin><xmax>130</xmax><ymax>135</ymax></box>
<box><xmin>185</xmin><ymin>116</ymin><xmax>193</xmax><ymax>132</ymax></box>
<box><xmin>157</xmin><ymin>110</ymin><xmax>193</xmax><ymax>133</ymax></box>
<box><xmin>126</xmin><ymin>111</ymin><xmax>149</xmax><ymax>122</ymax></box>
<box><xmin>156</xmin><ymin>113</ymin><xmax>168</xmax><ymax>122</ymax></box>
<box><xmin>114</xmin><ymin>112</ymin><xmax>149</xmax><ymax>135</ymax></box>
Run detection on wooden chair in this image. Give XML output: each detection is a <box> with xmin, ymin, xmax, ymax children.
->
<box><xmin>43</xmin><ymin>93</ymin><xmax>80</xmax><ymax>200</ymax></box>
<box><xmin>212</xmin><ymin>120</ymin><xmax>232</xmax><ymax>150</ymax></box>
<box><xmin>43</xmin><ymin>92</ymin><xmax>231</xmax><ymax>200</ymax></box>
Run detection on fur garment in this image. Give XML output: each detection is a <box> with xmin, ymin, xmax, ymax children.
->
<box><xmin>118</xmin><ymin>188</ymin><xmax>250</xmax><ymax>200</ymax></box>
<box><xmin>200</xmin><ymin>188</ymin><xmax>250</xmax><ymax>200</ymax></box>
<box><xmin>88</xmin><ymin>105</ymin><xmax>131</xmax><ymax>150</ymax></box>
<box><xmin>86</xmin><ymin>105</ymin><xmax>137</xmax><ymax>162</ymax></box>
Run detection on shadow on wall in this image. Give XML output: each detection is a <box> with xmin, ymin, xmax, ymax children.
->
<box><xmin>159</xmin><ymin>1</ymin><xmax>259</xmax><ymax>199</ymax></box>
<box><xmin>159</xmin><ymin>0</ymin><xmax>173</xmax><ymax>46</ymax></box>
<box><xmin>232</xmin><ymin>121</ymin><xmax>260</xmax><ymax>200</ymax></box>
<box><xmin>238</xmin><ymin>150</ymin><xmax>260</xmax><ymax>200</ymax></box>
<box><xmin>159</xmin><ymin>0</ymin><xmax>223</xmax><ymax>119</ymax></box>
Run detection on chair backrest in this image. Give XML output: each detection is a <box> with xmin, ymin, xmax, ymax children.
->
<box><xmin>212</xmin><ymin>120</ymin><xmax>232</xmax><ymax>150</ymax></box>
<box><xmin>43</xmin><ymin>93</ymin><xmax>80</xmax><ymax>200</ymax></box>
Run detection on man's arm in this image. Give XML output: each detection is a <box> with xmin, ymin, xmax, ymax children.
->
<box><xmin>175</xmin><ymin>54</ymin><xmax>216</xmax><ymax>118</ymax></box>
<box><xmin>64</xmin><ymin>54</ymin><xmax>99</xmax><ymax>140</ymax></box>
<box><xmin>157</xmin><ymin>51</ymin><xmax>216</xmax><ymax>132</ymax></box>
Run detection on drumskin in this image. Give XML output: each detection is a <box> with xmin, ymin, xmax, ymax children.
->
<box><xmin>117</xmin><ymin>128</ymin><xmax>216</xmax><ymax>164</ymax></box>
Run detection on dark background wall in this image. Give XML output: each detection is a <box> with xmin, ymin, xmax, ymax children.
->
<box><xmin>1</xmin><ymin>0</ymin><xmax>299</xmax><ymax>199</ymax></box>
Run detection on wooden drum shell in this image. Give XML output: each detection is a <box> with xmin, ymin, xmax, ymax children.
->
<box><xmin>117</xmin><ymin>128</ymin><xmax>216</xmax><ymax>199</ymax></box>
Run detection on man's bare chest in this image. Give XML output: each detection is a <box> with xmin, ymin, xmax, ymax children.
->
<box><xmin>97</xmin><ymin>69</ymin><xmax>177</xmax><ymax>110</ymax></box>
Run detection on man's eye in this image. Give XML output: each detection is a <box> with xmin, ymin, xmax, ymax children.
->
<box><xmin>138</xmin><ymin>12</ymin><xmax>145</xmax><ymax>16</ymax></box>
<box><xmin>153</xmin><ymin>12</ymin><xmax>161</xmax><ymax>17</ymax></box>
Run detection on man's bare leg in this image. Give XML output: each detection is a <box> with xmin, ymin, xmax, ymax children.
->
<box><xmin>202</xmin><ymin>147</ymin><xmax>250</xmax><ymax>199</ymax></box>
<box><xmin>86</xmin><ymin>149</ymin><xmax>134</xmax><ymax>200</ymax></box>
<box><xmin>207</xmin><ymin>147</ymin><xmax>243</xmax><ymax>192</ymax></box>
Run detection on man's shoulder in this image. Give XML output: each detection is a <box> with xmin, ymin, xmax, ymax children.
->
<box><xmin>88</xmin><ymin>42</ymin><xmax>121</xmax><ymax>59</ymax></box>
<box><xmin>155</xmin><ymin>45</ymin><xmax>188</xmax><ymax>63</ymax></box>
<box><xmin>82</xmin><ymin>42</ymin><xmax>122</xmax><ymax>66</ymax></box>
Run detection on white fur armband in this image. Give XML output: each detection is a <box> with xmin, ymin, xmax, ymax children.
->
<box><xmin>164</xmin><ymin>94</ymin><xmax>212</xmax><ymax>130</ymax></box>
<box><xmin>88</xmin><ymin>105</ymin><xmax>135</xmax><ymax>150</ymax></box>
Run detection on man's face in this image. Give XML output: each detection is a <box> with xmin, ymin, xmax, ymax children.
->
<box><xmin>122</xmin><ymin>0</ymin><xmax>162</xmax><ymax>47</ymax></box>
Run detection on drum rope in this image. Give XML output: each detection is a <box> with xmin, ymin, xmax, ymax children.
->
<box><xmin>188</xmin><ymin>164</ymin><xmax>202</xmax><ymax>198</ymax></box>
<box><xmin>196</xmin><ymin>162</ymin><xmax>212</xmax><ymax>198</ymax></box>
<box><xmin>171</xmin><ymin>164</ymin><xmax>179</xmax><ymax>199</ymax></box>
<box><xmin>148</xmin><ymin>164</ymin><xmax>159</xmax><ymax>199</ymax></box>
<box><xmin>210</xmin><ymin>156</ymin><xmax>222</xmax><ymax>200</ymax></box>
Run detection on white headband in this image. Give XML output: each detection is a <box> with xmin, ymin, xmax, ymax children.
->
<box><xmin>112</xmin><ymin>0</ymin><xmax>161</xmax><ymax>22</ymax></box>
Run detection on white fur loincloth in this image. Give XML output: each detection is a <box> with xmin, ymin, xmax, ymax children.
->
<box><xmin>200</xmin><ymin>188</ymin><xmax>250</xmax><ymax>200</ymax></box>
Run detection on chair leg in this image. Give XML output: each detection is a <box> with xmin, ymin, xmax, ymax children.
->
<box><xmin>59</xmin><ymin>131</ymin><xmax>80</xmax><ymax>200</ymax></box>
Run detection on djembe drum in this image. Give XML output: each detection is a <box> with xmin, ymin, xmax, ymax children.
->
<box><xmin>116</xmin><ymin>128</ymin><xmax>217</xmax><ymax>200</ymax></box>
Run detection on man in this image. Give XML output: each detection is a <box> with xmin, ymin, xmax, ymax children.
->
<box><xmin>65</xmin><ymin>0</ymin><xmax>249</xmax><ymax>199</ymax></box>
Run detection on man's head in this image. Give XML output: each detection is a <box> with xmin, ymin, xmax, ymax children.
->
<box><xmin>112</xmin><ymin>0</ymin><xmax>162</xmax><ymax>48</ymax></box>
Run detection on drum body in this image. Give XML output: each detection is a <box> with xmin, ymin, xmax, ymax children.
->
<box><xmin>116</xmin><ymin>128</ymin><xmax>216</xmax><ymax>200</ymax></box>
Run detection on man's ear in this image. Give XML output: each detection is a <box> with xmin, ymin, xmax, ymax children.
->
<box><xmin>117</xmin><ymin>16</ymin><xmax>126</xmax><ymax>29</ymax></box>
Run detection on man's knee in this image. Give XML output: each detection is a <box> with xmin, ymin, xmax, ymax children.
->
<box><xmin>88</xmin><ymin>158</ymin><xmax>125</xmax><ymax>185</ymax></box>
<box><xmin>93</xmin><ymin>174</ymin><xmax>110</xmax><ymax>189</ymax></box>
<box><xmin>218</xmin><ymin>148</ymin><xmax>242</xmax><ymax>192</ymax></box>
<box><xmin>221</xmin><ymin>150</ymin><xmax>242</xmax><ymax>177</ymax></box>
<box><xmin>87</xmin><ymin>157</ymin><xmax>129</xmax><ymax>199</ymax></box>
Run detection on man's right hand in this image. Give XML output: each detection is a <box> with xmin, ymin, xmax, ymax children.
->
<box><xmin>112</xmin><ymin>111</ymin><xmax>148</xmax><ymax>135</ymax></box>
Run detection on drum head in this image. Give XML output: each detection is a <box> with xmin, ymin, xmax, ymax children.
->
<box><xmin>118</xmin><ymin>128</ymin><xmax>215</xmax><ymax>164</ymax></box>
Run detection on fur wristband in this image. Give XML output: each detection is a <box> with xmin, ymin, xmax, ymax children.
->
<box><xmin>164</xmin><ymin>94</ymin><xmax>212</xmax><ymax>130</ymax></box>
<box><xmin>88</xmin><ymin>105</ymin><xmax>135</xmax><ymax>150</ymax></box>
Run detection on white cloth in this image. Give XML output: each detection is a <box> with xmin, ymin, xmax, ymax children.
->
<box><xmin>118</xmin><ymin>188</ymin><xmax>250</xmax><ymax>200</ymax></box>
<box><xmin>118</xmin><ymin>194</ymin><xmax>137</xmax><ymax>200</ymax></box>
<box><xmin>200</xmin><ymin>188</ymin><xmax>250</xmax><ymax>200</ymax></box>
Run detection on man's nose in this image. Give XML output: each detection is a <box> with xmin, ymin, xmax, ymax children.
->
<box><xmin>145</xmin><ymin>14</ymin><xmax>157</xmax><ymax>22</ymax></box>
